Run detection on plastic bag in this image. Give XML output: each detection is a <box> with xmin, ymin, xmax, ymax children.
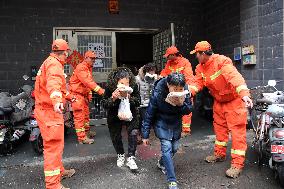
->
<box><xmin>118</xmin><ymin>98</ymin><xmax>133</xmax><ymax>121</ymax></box>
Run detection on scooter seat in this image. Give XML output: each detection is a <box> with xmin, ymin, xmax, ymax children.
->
<box><xmin>0</xmin><ymin>107</ymin><xmax>13</xmax><ymax>114</ymax></box>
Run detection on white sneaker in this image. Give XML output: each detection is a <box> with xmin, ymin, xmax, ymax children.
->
<box><xmin>117</xmin><ymin>154</ymin><xmax>125</xmax><ymax>167</ymax></box>
<box><xmin>157</xmin><ymin>159</ymin><xmax>166</xmax><ymax>174</ymax></box>
<box><xmin>126</xmin><ymin>156</ymin><xmax>138</xmax><ymax>170</ymax></box>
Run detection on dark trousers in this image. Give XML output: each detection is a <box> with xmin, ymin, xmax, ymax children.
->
<box><xmin>108</xmin><ymin>120</ymin><xmax>138</xmax><ymax>157</ymax></box>
<box><xmin>139</xmin><ymin>107</ymin><xmax>147</xmax><ymax>131</ymax></box>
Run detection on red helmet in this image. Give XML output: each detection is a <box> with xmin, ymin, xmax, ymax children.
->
<box><xmin>190</xmin><ymin>41</ymin><xmax>212</xmax><ymax>54</ymax></box>
<box><xmin>163</xmin><ymin>46</ymin><xmax>179</xmax><ymax>57</ymax></box>
<box><xmin>52</xmin><ymin>39</ymin><xmax>70</xmax><ymax>51</ymax></box>
<box><xmin>84</xmin><ymin>50</ymin><xmax>96</xmax><ymax>59</ymax></box>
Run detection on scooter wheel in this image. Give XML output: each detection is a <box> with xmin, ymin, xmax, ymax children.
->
<box><xmin>31</xmin><ymin>134</ymin><xmax>43</xmax><ymax>155</ymax></box>
<box><xmin>256</xmin><ymin>140</ymin><xmax>263</xmax><ymax>167</ymax></box>
<box><xmin>278</xmin><ymin>164</ymin><xmax>284</xmax><ymax>187</ymax></box>
<box><xmin>0</xmin><ymin>141</ymin><xmax>13</xmax><ymax>155</ymax></box>
<box><xmin>0</xmin><ymin>130</ymin><xmax>13</xmax><ymax>155</ymax></box>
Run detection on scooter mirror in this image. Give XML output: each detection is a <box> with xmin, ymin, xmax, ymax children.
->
<box><xmin>23</xmin><ymin>75</ymin><xmax>29</xmax><ymax>81</ymax></box>
<box><xmin>268</xmin><ymin>80</ymin><xmax>276</xmax><ymax>87</ymax></box>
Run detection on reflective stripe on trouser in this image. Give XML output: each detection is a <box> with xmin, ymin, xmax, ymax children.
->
<box><xmin>84</xmin><ymin>105</ymin><xmax>90</xmax><ymax>132</ymax></box>
<box><xmin>72</xmin><ymin>94</ymin><xmax>89</xmax><ymax>141</ymax></box>
<box><xmin>34</xmin><ymin>108</ymin><xmax>65</xmax><ymax>189</ymax></box>
<box><xmin>213</xmin><ymin>97</ymin><xmax>247</xmax><ymax>168</ymax></box>
<box><xmin>182</xmin><ymin>113</ymin><xmax>192</xmax><ymax>133</ymax></box>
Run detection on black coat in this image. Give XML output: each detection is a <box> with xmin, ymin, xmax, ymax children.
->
<box><xmin>101</xmin><ymin>67</ymin><xmax>141</xmax><ymax>131</ymax></box>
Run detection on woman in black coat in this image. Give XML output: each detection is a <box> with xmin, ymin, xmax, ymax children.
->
<box><xmin>101</xmin><ymin>67</ymin><xmax>141</xmax><ymax>171</ymax></box>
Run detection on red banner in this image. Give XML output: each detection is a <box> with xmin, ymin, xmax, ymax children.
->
<box><xmin>109</xmin><ymin>0</ymin><xmax>119</xmax><ymax>14</ymax></box>
<box><xmin>67</xmin><ymin>50</ymin><xmax>84</xmax><ymax>68</ymax></box>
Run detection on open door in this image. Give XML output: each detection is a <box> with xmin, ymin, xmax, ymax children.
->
<box><xmin>153</xmin><ymin>23</ymin><xmax>175</xmax><ymax>72</ymax></box>
<box><xmin>54</xmin><ymin>27</ymin><xmax>159</xmax><ymax>126</ymax></box>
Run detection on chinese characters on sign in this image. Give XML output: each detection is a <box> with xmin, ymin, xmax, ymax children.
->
<box><xmin>88</xmin><ymin>43</ymin><xmax>106</xmax><ymax>58</ymax></box>
<box><xmin>94</xmin><ymin>59</ymin><xmax>104</xmax><ymax>68</ymax></box>
<box><xmin>242</xmin><ymin>45</ymin><xmax>256</xmax><ymax>65</ymax></box>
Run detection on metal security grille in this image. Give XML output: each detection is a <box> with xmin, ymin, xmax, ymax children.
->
<box><xmin>153</xmin><ymin>29</ymin><xmax>172</xmax><ymax>72</ymax></box>
<box><xmin>77</xmin><ymin>34</ymin><xmax>113</xmax><ymax>73</ymax></box>
<box><xmin>54</xmin><ymin>30</ymin><xmax>116</xmax><ymax>124</ymax></box>
<box><xmin>75</xmin><ymin>32</ymin><xmax>114</xmax><ymax>121</ymax></box>
<box><xmin>89</xmin><ymin>83</ymin><xmax>108</xmax><ymax>121</ymax></box>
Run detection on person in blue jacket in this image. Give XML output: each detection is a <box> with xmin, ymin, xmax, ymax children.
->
<box><xmin>142</xmin><ymin>72</ymin><xmax>192</xmax><ymax>189</ymax></box>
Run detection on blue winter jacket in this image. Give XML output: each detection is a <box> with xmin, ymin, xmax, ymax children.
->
<box><xmin>141</xmin><ymin>78</ymin><xmax>192</xmax><ymax>141</ymax></box>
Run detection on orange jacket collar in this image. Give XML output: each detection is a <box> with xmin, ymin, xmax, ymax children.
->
<box><xmin>201</xmin><ymin>54</ymin><xmax>218</xmax><ymax>68</ymax></box>
<box><xmin>81</xmin><ymin>60</ymin><xmax>92</xmax><ymax>69</ymax></box>
<box><xmin>50</xmin><ymin>53</ymin><xmax>65</xmax><ymax>65</ymax></box>
<box><xmin>168</xmin><ymin>56</ymin><xmax>183</xmax><ymax>65</ymax></box>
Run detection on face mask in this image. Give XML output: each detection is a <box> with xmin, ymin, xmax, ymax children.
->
<box><xmin>145</xmin><ymin>73</ymin><xmax>157</xmax><ymax>83</ymax></box>
<box><xmin>145</xmin><ymin>73</ymin><xmax>157</xmax><ymax>79</ymax></box>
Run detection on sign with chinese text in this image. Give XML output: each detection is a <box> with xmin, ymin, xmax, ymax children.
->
<box><xmin>242</xmin><ymin>45</ymin><xmax>255</xmax><ymax>55</ymax></box>
<box><xmin>88</xmin><ymin>43</ymin><xmax>106</xmax><ymax>58</ymax></box>
<box><xmin>94</xmin><ymin>59</ymin><xmax>104</xmax><ymax>68</ymax></box>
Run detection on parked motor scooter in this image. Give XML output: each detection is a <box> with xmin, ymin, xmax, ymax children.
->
<box><xmin>0</xmin><ymin>85</ymin><xmax>36</xmax><ymax>155</ymax></box>
<box><xmin>250</xmin><ymin>80</ymin><xmax>284</xmax><ymax>187</ymax></box>
<box><xmin>28</xmin><ymin>90</ymin><xmax>43</xmax><ymax>155</ymax></box>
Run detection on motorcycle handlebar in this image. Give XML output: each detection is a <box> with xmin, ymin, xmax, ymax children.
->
<box><xmin>11</xmin><ymin>92</ymin><xmax>28</xmax><ymax>105</ymax></box>
<box><xmin>250</xmin><ymin>85</ymin><xmax>270</xmax><ymax>90</ymax></box>
<box><xmin>256</xmin><ymin>98</ymin><xmax>273</xmax><ymax>105</ymax></box>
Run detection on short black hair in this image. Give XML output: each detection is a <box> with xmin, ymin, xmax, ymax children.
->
<box><xmin>143</xmin><ymin>63</ymin><xmax>156</xmax><ymax>74</ymax></box>
<box><xmin>166</xmin><ymin>72</ymin><xmax>186</xmax><ymax>87</ymax></box>
<box><xmin>174</xmin><ymin>52</ymin><xmax>183</xmax><ymax>57</ymax></box>
<box><xmin>198</xmin><ymin>50</ymin><xmax>214</xmax><ymax>56</ymax></box>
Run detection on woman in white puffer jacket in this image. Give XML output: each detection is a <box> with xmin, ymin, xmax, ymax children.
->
<box><xmin>135</xmin><ymin>63</ymin><xmax>157</xmax><ymax>143</ymax></box>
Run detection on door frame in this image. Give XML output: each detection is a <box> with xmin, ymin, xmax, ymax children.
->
<box><xmin>53</xmin><ymin>27</ymin><xmax>159</xmax><ymax>39</ymax></box>
<box><xmin>53</xmin><ymin>26</ymin><xmax>174</xmax><ymax>126</ymax></box>
<box><xmin>53</xmin><ymin>27</ymin><xmax>160</xmax><ymax>74</ymax></box>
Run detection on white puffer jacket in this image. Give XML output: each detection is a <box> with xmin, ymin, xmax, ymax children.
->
<box><xmin>136</xmin><ymin>66</ymin><xmax>157</xmax><ymax>107</ymax></box>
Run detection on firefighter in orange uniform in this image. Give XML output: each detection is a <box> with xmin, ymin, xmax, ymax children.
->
<box><xmin>34</xmin><ymin>39</ymin><xmax>75</xmax><ymax>189</ymax></box>
<box><xmin>188</xmin><ymin>41</ymin><xmax>253</xmax><ymax>178</ymax></box>
<box><xmin>160</xmin><ymin>46</ymin><xmax>194</xmax><ymax>136</ymax></box>
<box><xmin>69</xmin><ymin>50</ymin><xmax>105</xmax><ymax>144</ymax></box>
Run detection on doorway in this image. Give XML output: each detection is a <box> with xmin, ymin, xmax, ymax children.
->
<box><xmin>53</xmin><ymin>27</ymin><xmax>173</xmax><ymax>124</ymax></box>
<box><xmin>116</xmin><ymin>32</ymin><xmax>153</xmax><ymax>75</ymax></box>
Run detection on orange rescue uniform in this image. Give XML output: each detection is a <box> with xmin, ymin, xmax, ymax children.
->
<box><xmin>34</xmin><ymin>53</ymin><xmax>67</xmax><ymax>189</ymax></box>
<box><xmin>160</xmin><ymin>56</ymin><xmax>194</xmax><ymax>133</ymax></box>
<box><xmin>189</xmin><ymin>54</ymin><xmax>250</xmax><ymax>169</ymax></box>
<box><xmin>69</xmin><ymin>61</ymin><xmax>104</xmax><ymax>142</ymax></box>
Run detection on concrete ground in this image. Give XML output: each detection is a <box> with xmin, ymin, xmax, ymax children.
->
<box><xmin>0</xmin><ymin>114</ymin><xmax>282</xmax><ymax>189</ymax></box>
